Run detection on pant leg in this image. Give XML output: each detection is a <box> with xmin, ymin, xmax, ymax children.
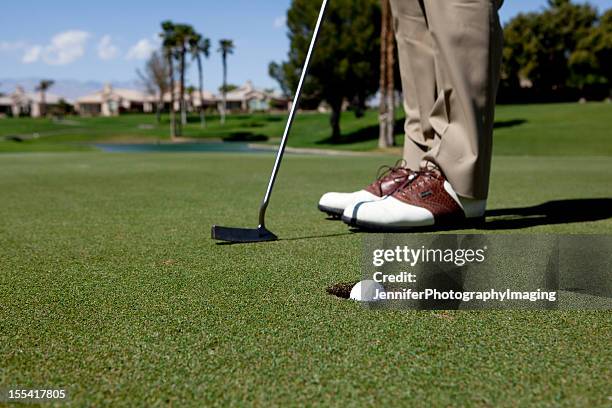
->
<box><xmin>421</xmin><ymin>0</ymin><xmax>504</xmax><ymax>199</ymax></box>
<box><xmin>388</xmin><ymin>0</ymin><xmax>437</xmax><ymax>170</ymax></box>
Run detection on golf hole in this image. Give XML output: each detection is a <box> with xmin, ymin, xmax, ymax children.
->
<box><xmin>326</xmin><ymin>282</ymin><xmax>358</xmax><ymax>299</ymax></box>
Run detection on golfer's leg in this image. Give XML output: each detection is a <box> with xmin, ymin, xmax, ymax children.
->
<box><xmin>422</xmin><ymin>0</ymin><xmax>503</xmax><ymax>199</ymax></box>
<box><xmin>389</xmin><ymin>0</ymin><xmax>437</xmax><ymax>170</ymax></box>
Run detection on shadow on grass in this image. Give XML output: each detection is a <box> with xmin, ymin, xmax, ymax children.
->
<box><xmin>215</xmin><ymin>232</ymin><xmax>352</xmax><ymax>245</ymax></box>
<box><xmin>482</xmin><ymin>198</ymin><xmax>612</xmax><ymax>230</ymax></box>
<box><xmin>345</xmin><ymin>198</ymin><xmax>612</xmax><ymax>233</ymax></box>
<box><xmin>3</xmin><ymin>135</ymin><xmax>24</xmax><ymax>142</ymax></box>
<box><xmin>315</xmin><ymin>118</ymin><xmax>527</xmax><ymax>145</ymax></box>
<box><xmin>315</xmin><ymin>119</ymin><xmax>404</xmax><ymax>145</ymax></box>
<box><xmin>212</xmin><ymin>199</ymin><xmax>610</xmax><ymax>245</ymax></box>
<box><xmin>279</xmin><ymin>232</ymin><xmax>354</xmax><ymax>241</ymax></box>
<box><xmin>264</xmin><ymin>116</ymin><xmax>283</xmax><ymax>122</ymax></box>
<box><xmin>493</xmin><ymin>119</ymin><xmax>527</xmax><ymax>129</ymax></box>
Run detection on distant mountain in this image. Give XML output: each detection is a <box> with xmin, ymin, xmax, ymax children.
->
<box><xmin>0</xmin><ymin>78</ymin><xmax>143</xmax><ymax>101</ymax></box>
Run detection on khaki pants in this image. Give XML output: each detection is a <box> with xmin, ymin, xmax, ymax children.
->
<box><xmin>389</xmin><ymin>0</ymin><xmax>504</xmax><ymax>199</ymax></box>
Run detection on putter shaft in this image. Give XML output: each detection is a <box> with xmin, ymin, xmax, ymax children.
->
<box><xmin>258</xmin><ymin>0</ymin><xmax>328</xmax><ymax>229</ymax></box>
<box><xmin>212</xmin><ymin>0</ymin><xmax>328</xmax><ymax>243</ymax></box>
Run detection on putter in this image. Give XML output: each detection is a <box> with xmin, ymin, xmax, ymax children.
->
<box><xmin>212</xmin><ymin>0</ymin><xmax>328</xmax><ymax>243</ymax></box>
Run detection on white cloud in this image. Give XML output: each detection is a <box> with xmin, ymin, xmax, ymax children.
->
<box><xmin>273</xmin><ymin>16</ymin><xmax>287</xmax><ymax>29</ymax></box>
<box><xmin>43</xmin><ymin>30</ymin><xmax>90</xmax><ymax>65</ymax></box>
<box><xmin>22</xmin><ymin>46</ymin><xmax>42</xmax><ymax>63</ymax></box>
<box><xmin>21</xmin><ymin>30</ymin><xmax>90</xmax><ymax>65</ymax></box>
<box><xmin>97</xmin><ymin>35</ymin><xmax>120</xmax><ymax>60</ymax></box>
<box><xmin>0</xmin><ymin>40</ymin><xmax>26</xmax><ymax>52</ymax></box>
<box><xmin>23</xmin><ymin>30</ymin><xmax>90</xmax><ymax>65</ymax></box>
<box><xmin>125</xmin><ymin>38</ymin><xmax>157</xmax><ymax>60</ymax></box>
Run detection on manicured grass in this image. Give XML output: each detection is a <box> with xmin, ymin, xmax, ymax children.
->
<box><xmin>492</xmin><ymin>102</ymin><xmax>612</xmax><ymax>156</ymax></box>
<box><xmin>1</xmin><ymin>102</ymin><xmax>611</xmax><ymax>154</ymax></box>
<box><xmin>1</xmin><ymin>152</ymin><xmax>610</xmax><ymax>406</ymax></box>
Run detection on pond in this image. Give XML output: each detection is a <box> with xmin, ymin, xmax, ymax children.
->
<box><xmin>94</xmin><ymin>142</ymin><xmax>274</xmax><ymax>154</ymax></box>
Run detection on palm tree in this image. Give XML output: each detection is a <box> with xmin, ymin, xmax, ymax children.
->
<box><xmin>218</xmin><ymin>39</ymin><xmax>235</xmax><ymax>125</ymax></box>
<box><xmin>161</xmin><ymin>21</ymin><xmax>177</xmax><ymax>140</ymax></box>
<box><xmin>186</xmin><ymin>85</ymin><xmax>196</xmax><ymax>113</ymax></box>
<box><xmin>161</xmin><ymin>21</ymin><xmax>197</xmax><ymax>136</ymax></box>
<box><xmin>378</xmin><ymin>0</ymin><xmax>396</xmax><ymax>148</ymax></box>
<box><xmin>173</xmin><ymin>24</ymin><xmax>197</xmax><ymax>127</ymax></box>
<box><xmin>189</xmin><ymin>33</ymin><xmax>211</xmax><ymax>128</ymax></box>
<box><xmin>385</xmin><ymin>0</ymin><xmax>396</xmax><ymax>147</ymax></box>
<box><xmin>35</xmin><ymin>79</ymin><xmax>54</xmax><ymax>117</ymax></box>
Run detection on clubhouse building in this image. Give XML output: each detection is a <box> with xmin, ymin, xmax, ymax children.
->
<box><xmin>224</xmin><ymin>81</ymin><xmax>288</xmax><ymax>112</ymax></box>
<box><xmin>0</xmin><ymin>81</ymin><xmax>288</xmax><ymax>118</ymax></box>
<box><xmin>75</xmin><ymin>84</ymin><xmax>154</xmax><ymax>116</ymax></box>
<box><xmin>0</xmin><ymin>86</ymin><xmax>68</xmax><ymax>117</ymax></box>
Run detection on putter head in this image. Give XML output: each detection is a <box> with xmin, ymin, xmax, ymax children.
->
<box><xmin>211</xmin><ymin>225</ymin><xmax>278</xmax><ymax>243</ymax></box>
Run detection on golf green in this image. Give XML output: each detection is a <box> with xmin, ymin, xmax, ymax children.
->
<box><xmin>1</xmin><ymin>152</ymin><xmax>611</xmax><ymax>406</ymax></box>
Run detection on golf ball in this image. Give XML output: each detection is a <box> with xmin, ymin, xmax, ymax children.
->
<box><xmin>350</xmin><ymin>280</ymin><xmax>385</xmax><ymax>302</ymax></box>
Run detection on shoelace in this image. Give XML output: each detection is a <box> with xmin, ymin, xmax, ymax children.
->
<box><xmin>395</xmin><ymin>169</ymin><xmax>439</xmax><ymax>197</ymax></box>
<box><xmin>374</xmin><ymin>159</ymin><xmax>411</xmax><ymax>183</ymax></box>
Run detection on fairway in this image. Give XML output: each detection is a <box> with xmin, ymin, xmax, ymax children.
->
<box><xmin>2</xmin><ymin>102</ymin><xmax>611</xmax><ymax>155</ymax></box>
<box><xmin>1</xmin><ymin>152</ymin><xmax>611</xmax><ymax>406</ymax></box>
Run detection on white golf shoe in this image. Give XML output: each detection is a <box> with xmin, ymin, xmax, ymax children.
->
<box><xmin>342</xmin><ymin>169</ymin><xmax>486</xmax><ymax>230</ymax></box>
<box><xmin>318</xmin><ymin>163</ymin><xmax>415</xmax><ymax>217</ymax></box>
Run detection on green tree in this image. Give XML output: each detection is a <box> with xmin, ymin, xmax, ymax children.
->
<box><xmin>502</xmin><ymin>0</ymin><xmax>600</xmax><ymax>97</ymax></box>
<box><xmin>271</xmin><ymin>0</ymin><xmax>380</xmax><ymax>140</ymax></box>
<box><xmin>54</xmin><ymin>98</ymin><xmax>72</xmax><ymax>116</ymax></box>
<box><xmin>189</xmin><ymin>33</ymin><xmax>211</xmax><ymax>128</ymax></box>
<box><xmin>218</xmin><ymin>84</ymin><xmax>238</xmax><ymax>93</ymax></box>
<box><xmin>218</xmin><ymin>39</ymin><xmax>235</xmax><ymax>124</ymax></box>
<box><xmin>569</xmin><ymin>9</ymin><xmax>612</xmax><ymax>94</ymax></box>
<box><xmin>501</xmin><ymin>13</ymin><xmax>536</xmax><ymax>91</ymax></box>
<box><xmin>268</xmin><ymin>62</ymin><xmax>289</xmax><ymax>97</ymax></box>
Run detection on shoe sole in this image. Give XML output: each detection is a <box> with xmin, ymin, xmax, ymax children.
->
<box><xmin>342</xmin><ymin>214</ymin><xmax>486</xmax><ymax>232</ymax></box>
<box><xmin>318</xmin><ymin>204</ymin><xmax>343</xmax><ymax>218</ymax></box>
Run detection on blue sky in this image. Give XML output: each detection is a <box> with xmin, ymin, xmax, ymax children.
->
<box><xmin>0</xmin><ymin>0</ymin><xmax>610</xmax><ymax>92</ymax></box>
